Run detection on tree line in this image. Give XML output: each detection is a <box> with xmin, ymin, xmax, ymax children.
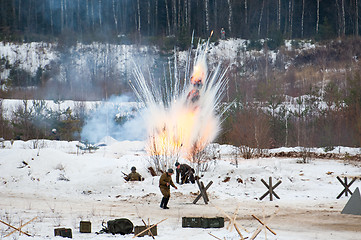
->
<box><xmin>0</xmin><ymin>0</ymin><xmax>360</xmax><ymax>43</ymax></box>
<box><xmin>1</xmin><ymin>37</ymin><xmax>361</xmax><ymax>148</ymax></box>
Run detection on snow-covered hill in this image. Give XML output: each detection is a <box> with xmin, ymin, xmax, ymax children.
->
<box><xmin>0</xmin><ymin>41</ymin><xmax>158</xmax><ymax>79</ymax></box>
<box><xmin>1</xmin><ymin>39</ymin><xmax>313</xmax><ymax>88</ymax></box>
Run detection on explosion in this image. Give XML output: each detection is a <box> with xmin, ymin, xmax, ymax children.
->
<box><xmin>131</xmin><ymin>39</ymin><xmax>227</xmax><ymax>165</ymax></box>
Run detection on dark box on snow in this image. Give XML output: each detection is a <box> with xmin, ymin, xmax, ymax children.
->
<box><xmin>80</xmin><ymin>221</ymin><xmax>91</xmax><ymax>233</ymax></box>
<box><xmin>54</xmin><ymin>228</ymin><xmax>72</xmax><ymax>238</ymax></box>
<box><xmin>182</xmin><ymin>217</ymin><xmax>224</xmax><ymax>228</ymax></box>
<box><xmin>134</xmin><ymin>225</ymin><xmax>157</xmax><ymax>237</ymax></box>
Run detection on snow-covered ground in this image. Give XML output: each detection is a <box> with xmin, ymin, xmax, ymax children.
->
<box><xmin>1</xmin><ymin>139</ymin><xmax>360</xmax><ymax>239</ymax></box>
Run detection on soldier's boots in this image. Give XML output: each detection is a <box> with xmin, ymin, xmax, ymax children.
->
<box><xmin>160</xmin><ymin>197</ymin><xmax>169</xmax><ymax>208</ymax></box>
<box><xmin>160</xmin><ymin>197</ymin><xmax>166</xmax><ymax>208</ymax></box>
<box><xmin>160</xmin><ymin>197</ymin><xmax>170</xmax><ymax>209</ymax></box>
<box><xmin>163</xmin><ymin>197</ymin><xmax>170</xmax><ymax>209</ymax></box>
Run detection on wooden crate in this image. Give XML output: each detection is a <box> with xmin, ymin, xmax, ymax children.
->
<box><xmin>54</xmin><ymin>228</ymin><xmax>72</xmax><ymax>238</ymax></box>
<box><xmin>80</xmin><ymin>221</ymin><xmax>91</xmax><ymax>233</ymax></box>
<box><xmin>134</xmin><ymin>225</ymin><xmax>157</xmax><ymax>237</ymax></box>
<box><xmin>182</xmin><ymin>217</ymin><xmax>224</xmax><ymax>228</ymax></box>
<box><xmin>182</xmin><ymin>217</ymin><xmax>202</xmax><ymax>228</ymax></box>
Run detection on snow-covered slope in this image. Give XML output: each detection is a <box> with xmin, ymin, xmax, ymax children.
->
<box><xmin>0</xmin><ymin>42</ymin><xmax>158</xmax><ymax>79</ymax></box>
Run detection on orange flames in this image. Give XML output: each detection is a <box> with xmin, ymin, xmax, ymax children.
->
<box><xmin>146</xmin><ymin>46</ymin><xmax>218</xmax><ymax>161</ymax></box>
<box><xmin>190</xmin><ymin>65</ymin><xmax>205</xmax><ymax>85</ymax></box>
<box><xmin>148</xmin><ymin>105</ymin><xmax>200</xmax><ymax>158</ymax></box>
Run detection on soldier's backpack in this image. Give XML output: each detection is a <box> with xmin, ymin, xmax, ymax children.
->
<box><xmin>97</xmin><ymin>218</ymin><xmax>133</xmax><ymax>235</ymax></box>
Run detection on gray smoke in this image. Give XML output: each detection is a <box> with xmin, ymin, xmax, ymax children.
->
<box><xmin>80</xmin><ymin>95</ymin><xmax>146</xmax><ymax>144</ymax></box>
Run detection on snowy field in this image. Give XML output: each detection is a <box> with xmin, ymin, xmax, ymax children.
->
<box><xmin>0</xmin><ymin>139</ymin><xmax>361</xmax><ymax>240</ymax></box>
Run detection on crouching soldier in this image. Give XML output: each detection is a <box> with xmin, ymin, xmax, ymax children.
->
<box><xmin>175</xmin><ymin>162</ymin><xmax>195</xmax><ymax>184</ymax></box>
<box><xmin>124</xmin><ymin>166</ymin><xmax>144</xmax><ymax>181</ymax></box>
<box><xmin>159</xmin><ymin>168</ymin><xmax>178</xmax><ymax>209</ymax></box>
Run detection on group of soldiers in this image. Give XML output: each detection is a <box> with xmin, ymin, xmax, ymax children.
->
<box><xmin>123</xmin><ymin>162</ymin><xmax>195</xmax><ymax>209</ymax></box>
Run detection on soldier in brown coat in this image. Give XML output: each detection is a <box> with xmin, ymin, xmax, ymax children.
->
<box><xmin>124</xmin><ymin>166</ymin><xmax>143</xmax><ymax>181</ymax></box>
<box><xmin>159</xmin><ymin>168</ymin><xmax>178</xmax><ymax>209</ymax></box>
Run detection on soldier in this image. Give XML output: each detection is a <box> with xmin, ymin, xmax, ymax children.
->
<box><xmin>124</xmin><ymin>166</ymin><xmax>144</xmax><ymax>181</ymax></box>
<box><xmin>159</xmin><ymin>168</ymin><xmax>178</xmax><ymax>209</ymax></box>
<box><xmin>220</xmin><ymin>27</ymin><xmax>226</xmax><ymax>40</ymax></box>
<box><xmin>175</xmin><ymin>162</ymin><xmax>195</xmax><ymax>184</ymax></box>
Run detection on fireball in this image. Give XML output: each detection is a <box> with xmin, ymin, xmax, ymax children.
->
<box><xmin>131</xmin><ymin>38</ymin><xmax>227</xmax><ymax>164</ymax></box>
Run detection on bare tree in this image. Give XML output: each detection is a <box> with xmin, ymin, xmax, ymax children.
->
<box><xmin>156</xmin><ymin>0</ymin><xmax>159</xmax><ymax>34</ymax></box>
<box><xmin>137</xmin><ymin>0</ymin><xmax>141</xmax><ymax>35</ymax></box>
<box><xmin>316</xmin><ymin>0</ymin><xmax>320</xmax><ymax>34</ymax></box>
<box><xmin>99</xmin><ymin>0</ymin><xmax>102</xmax><ymax>27</ymax></box>
<box><xmin>205</xmin><ymin>0</ymin><xmax>209</xmax><ymax>33</ymax></box>
<box><xmin>50</xmin><ymin>0</ymin><xmax>54</xmax><ymax>34</ymax></box>
<box><xmin>18</xmin><ymin>0</ymin><xmax>21</xmax><ymax>29</ymax></box>
<box><xmin>336</xmin><ymin>0</ymin><xmax>341</xmax><ymax>37</ymax></box>
<box><xmin>276</xmin><ymin>0</ymin><xmax>280</xmax><ymax>30</ymax></box>
<box><xmin>301</xmin><ymin>0</ymin><xmax>305</xmax><ymax>38</ymax></box>
<box><xmin>165</xmin><ymin>0</ymin><xmax>171</xmax><ymax>35</ymax></box>
<box><xmin>112</xmin><ymin>0</ymin><xmax>118</xmax><ymax>34</ymax></box>
<box><xmin>172</xmin><ymin>0</ymin><xmax>177</xmax><ymax>34</ymax></box>
<box><xmin>258</xmin><ymin>0</ymin><xmax>265</xmax><ymax>38</ymax></box>
<box><xmin>64</xmin><ymin>0</ymin><xmax>68</xmax><ymax>28</ymax></box>
<box><xmin>245</xmin><ymin>0</ymin><xmax>248</xmax><ymax>25</ymax></box>
<box><xmin>342</xmin><ymin>0</ymin><xmax>345</xmax><ymax>35</ymax></box>
<box><xmin>77</xmin><ymin>0</ymin><xmax>82</xmax><ymax>34</ymax></box>
<box><xmin>147</xmin><ymin>133</ymin><xmax>181</xmax><ymax>174</ymax></box>
<box><xmin>187</xmin><ymin>141</ymin><xmax>210</xmax><ymax>176</ymax></box>
<box><xmin>187</xmin><ymin>0</ymin><xmax>191</xmax><ymax>31</ymax></box>
<box><xmin>91</xmin><ymin>0</ymin><xmax>95</xmax><ymax>31</ymax></box>
<box><xmin>214</xmin><ymin>0</ymin><xmax>218</xmax><ymax>30</ymax></box>
<box><xmin>61</xmin><ymin>0</ymin><xmax>64</xmax><ymax>32</ymax></box>
<box><xmin>228</xmin><ymin>0</ymin><xmax>232</xmax><ymax>35</ymax></box>
<box><xmin>356</xmin><ymin>0</ymin><xmax>359</xmax><ymax>36</ymax></box>
<box><xmin>289</xmin><ymin>0</ymin><xmax>294</xmax><ymax>38</ymax></box>
<box><xmin>177</xmin><ymin>0</ymin><xmax>181</xmax><ymax>31</ymax></box>
<box><xmin>148</xmin><ymin>0</ymin><xmax>151</xmax><ymax>35</ymax></box>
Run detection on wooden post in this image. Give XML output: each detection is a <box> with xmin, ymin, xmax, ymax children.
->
<box><xmin>269</xmin><ymin>177</ymin><xmax>273</xmax><ymax>201</ymax></box>
<box><xmin>251</xmin><ymin>215</ymin><xmax>276</xmax><ymax>235</ymax></box>
<box><xmin>200</xmin><ymin>181</ymin><xmax>210</xmax><ymax>202</ymax></box>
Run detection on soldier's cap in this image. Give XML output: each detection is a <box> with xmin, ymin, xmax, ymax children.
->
<box><xmin>175</xmin><ymin>162</ymin><xmax>180</xmax><ymax>167</ymax></box>
<box><xmin>131</xmin><ymin>166</ymin><xmax>136</xmax><ymax>171</ymax></box>
<box><xmin>167</xmin><ymin>168</ymin><xmax>174</xmax><ymax>174</ymax></box>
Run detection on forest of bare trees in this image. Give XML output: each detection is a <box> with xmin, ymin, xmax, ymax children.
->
<box><xmin>0</xmin><ymin>0</ymin><xmax>360</xmax><ymax>43</ymax></box>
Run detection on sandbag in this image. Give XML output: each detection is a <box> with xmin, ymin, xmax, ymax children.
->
<box><xmin>107</xmin><ymin>218</ymin><xmax>133</xmax><ymax>235</ymax></box>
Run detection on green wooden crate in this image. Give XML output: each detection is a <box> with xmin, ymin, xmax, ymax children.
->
<box><xmin>54</xmin><ymin>228</ymin><xmax>72</xmax><ymax>238</ymax></box>
<box><xmin>80</xmin><ymin>221</ymin><xmax>91</xmax><ymax>233</ymax></box>
<box><xmin>182</xmin><ymin>217</ymin><xmax>202</xmax><ymax>228</ymax></box>
<box><xmin>134</xmin><ymin>225</ymin><xmax>157</xmax><ymax>237</ymax></box>
<box><xmin>182</xmin><ymin>217</ymin><xmax>224</xmax><ymax>228</ymax></box>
